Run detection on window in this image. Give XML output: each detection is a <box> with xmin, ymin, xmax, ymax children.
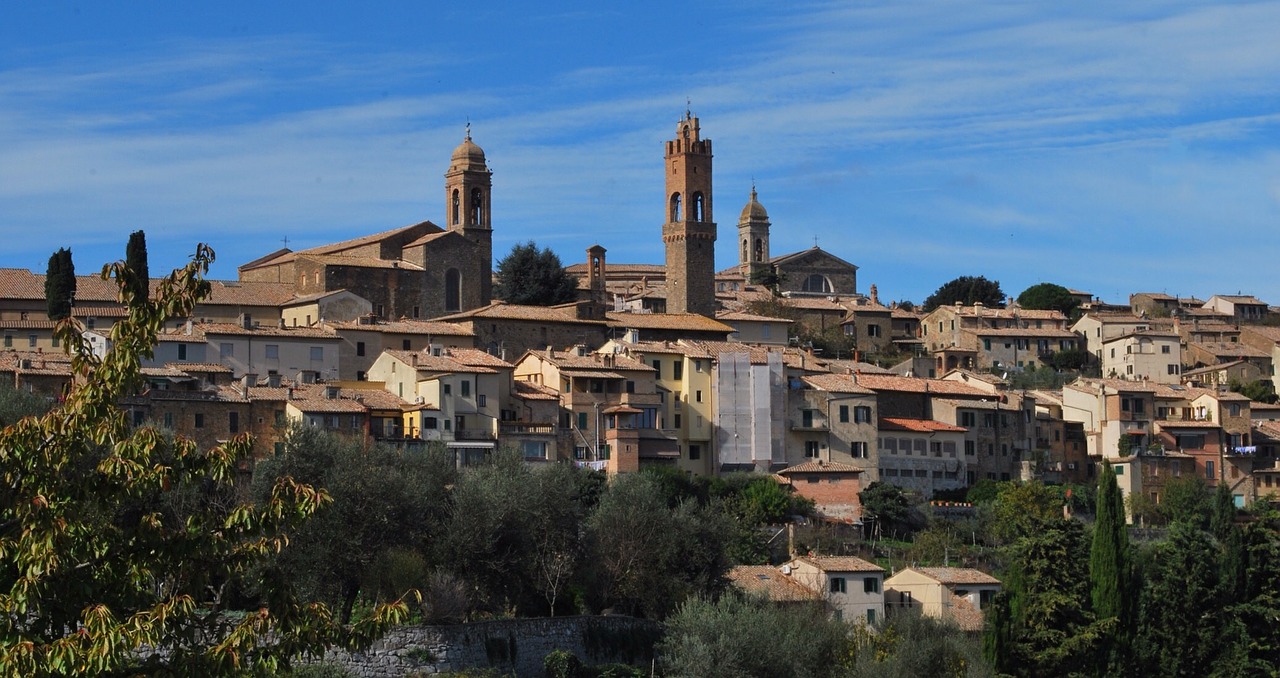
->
<box><xmin>867</xmin><ymin>324</ymin><xmax>881</xmax><ymax>338</ymax></box>
<box><xmin>1162</xmin><ymin>344</ymin><xmax>1171</xmax><ymax>354</ymax></box>
<box><xmin>163</xmin><ymin>412</ymin><xmax>173</xmax><ymax>428</ymax></box>
<box><xmin>1230</xmin><ymin>404</ymin><xmax>1241</xmax><ymax>417</ymax></box>
<box><xmin>443</xmin><ymin>383</ymin><xmax>451</xmax><ymax>395</ymax></box>
<box><xmin>478</xmin><ymin>394</ymin><xmax>486</xmax><ymax>407</ymax></box>
<box><xmin>866</xmin><ymin>608</ymin><xmax>876</xmax><ymax>625</ymax></box>
<box><xmin>578</xmin><ymin>412</ymin><xmax>589</xmax><ymax>430</ymax></box>
<box><xmin>802</xmin><ymin>274</ymin><xmax>833</xmax><ymax>294</ymax></box>
<box><xmin>1114</xmin><ymin>464</ymin><xmax>1124</xmax><ymax>476</ymax></box>
<box><xmin>965</xmin><ymin>440</ymin><xmax>976</xmax><ymax>456</ymax></box>
<box><xmin>689</xmin><ymin>444</ymin><xmax>701</xmax><ymax>460</ymax></box>
<box><xmin>194</xmin><ymin>413</ymin><xmax>205</xmax><ymax>429</ymax></box>
<box><xmin>852</xmin><ymin>442</ymin><xmax>868</xmax><ymax>458</ymax></box>
<box><xmin>960</xmin><ymin>411</ymin><xmax>976</xmax><ymax>427</ymax></box>
<box><xmin>1206</xmin><ymin>460</ymin><xmax>1215</xmax><ymax>480</ymax></box>
<box><xmin>425</xmin><ymin>417</ymin><xmax>438</xmax><ymax>429</ymax></box>
<box><xmin>829</xmin><ymin>577</ymin><xmax>847</xmax><ymax>593</ymax></box>
<box><xmin>695</xmin><ymin>390</ymin><xmax>702</xmax><ymax>403</ymax></box>
<box><xmin>403</xmin><ymin>339</ymin><xmax>412</xmax><ymax>351</ymax></box>
<box><xmin>445</xmin><ymin>268</ymin><xmax>461</xmax><ymax>312</ymax></box>
<box><xmin>805</xmin><ymin>441</ymin><xmax>820</xmax><ymax>458</ymax></box>
<box><xmin>652</xmin><ymin>360</ymin><xmax>662</xmax><ymax>378</ymax></box>
<box><xmin>461</xmin><ymin>380</ymin><xmax>471</xmax><ymax>397</ymax></box>
<box><xmin>854</xmin><ymin>406</ymin><xmax>872</xmax><ymax>423</ymax></box>
<box><xmin>229</xmin><ymin>412</ymin><xmax>239</xmax><ymax>433</ymax></box>
<box><xmin>177</xmin><ymin>344</ymin><xmax>187</xmax><ymax>360</ymax></box>
<box><xmin>356</xmin><ymin>342</ymin><xmax>366</xmax><ymax>357</ymax></box>
<box><xmin>265</xmin><ymin>344</ymin><xmax>279</xmax><ymax>359</ymax></box>
<box><xmin>839</xmin><ymin>405</ymin><xmax>850</xmax><ymax>423</ymax></box>
<box><xmin>864</xmin><ymin>577</ymin><xmax>879</xmax><ymax>593</ymax></box>
<box><xmin>673</xmin><ymin>361</ymin><xmax>683</xmax><ymax>380</ymax></box>
<box><xmin>1167</xmin><ymin>364</ymin><xmax>1178</xmax><ymax>375</ymax></box>
<box><xmin>310</xmin><ymin>346</ymin><xmax>323</xmax><ymax>361</ymax></box>
<box><xmin>220</xmin><ymin>343</ymin><xmax>234</xmax><ymax>358</ymax></box>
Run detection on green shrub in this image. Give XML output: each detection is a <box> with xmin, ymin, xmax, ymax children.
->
<box><xmin>544</xmin><ymin>648</ymin><xmax>583</xmax><ymax>678</ymax></box>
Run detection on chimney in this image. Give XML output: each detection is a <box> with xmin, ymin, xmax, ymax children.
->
<box><xmin>870</xmin><ymin>284</ymin><xmax>879</xmax><ymax>305</ymax></box>
<box><xmin>974</xmin><ymin>301</ymin><xmax>984</xmax><ymax>314</ymax></box>
<box><xmin>410</xmin><ymin>354</ymin><xmax>419</xmax><ymax>367</ymax></box>
<box><xmin>184</xmin><ymin>319</ymin><xmax>193</xmax><ymax>335</ymax></box>
<box><xmin>267</xmin><ymin>373</ymin><xmax>282</xmax><ymax>388</ymax></box>
<box><xmin>241</xmin><ymin>372</ymin><xmax>258</xmax><ymax>392</ymax></box>
<box><xmin>278</xmin><ymin>318</ymin><xmax>286</xmax><ymax>329</ymax></box>
<box><xmin>287</xmin><ymin>387</ymin><xmax>294</xmax><ymax>400</ymax></box>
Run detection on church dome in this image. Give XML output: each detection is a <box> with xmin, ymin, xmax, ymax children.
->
<box><xmin>739</xmin><ymin>187</ymin><xmax>769</xmax><ymax>222</ymax></box>
<box><xmin>450</xmin><ymin>130</ymin><xmax>487</xmax><ymax>170</ymax></box>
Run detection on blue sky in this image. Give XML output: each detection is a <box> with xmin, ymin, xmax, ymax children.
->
<box><xmin>3</xmin><ymin>1</ymin><xmax>1279</xmax><ymax>306</ymax></box>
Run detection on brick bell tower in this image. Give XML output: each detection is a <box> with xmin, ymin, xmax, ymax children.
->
<box><xmin>444</xmin><ymin>124</ymin><xmax>493</xmax><ymax>306</ymax></box>
<box><xmin>662</xmin><ymin>109</ymin><xmax>716</xmax><ymax>316</ymax></box>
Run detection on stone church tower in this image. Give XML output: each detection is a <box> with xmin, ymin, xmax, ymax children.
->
<box><xmin>444</xmin><ymin>127</ymin><xmax>493</xmax><ymax>307</ymax></box>
<box><xmin>662</xmin><ymin>111</ymin><xmax>717</xmax><ymax>316</ymax></box>
<box><xmin>737</xmin><ymin>185</ymin><xmax>771</xmax><ymax>281</ymax></box>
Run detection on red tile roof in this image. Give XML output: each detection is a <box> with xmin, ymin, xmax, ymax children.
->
<box><xmin>880</xmin><ymin>417</ymin><xmax>967</xmax><ymax>433</ymax></box>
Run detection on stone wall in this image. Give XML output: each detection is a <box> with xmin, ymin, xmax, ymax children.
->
<box><xmin>303</xmin><ymin>615</ymin><xmax>662</xmax><ymax>678</ymax></box>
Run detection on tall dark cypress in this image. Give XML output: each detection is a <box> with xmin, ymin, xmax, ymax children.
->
<box><xmin>45</xmin><ymin>248</ymin><xmax>76</xmax><ymax>320</ymax></box>
<box><xmin>125</xmin><ymin>230</ymin><xmax>150</xmax><ymax>306</ymax></box>
<box><xmin>1091</xmin><ymin>459</ymin><xmax>1130</xmax><ymax>668</ymax></box>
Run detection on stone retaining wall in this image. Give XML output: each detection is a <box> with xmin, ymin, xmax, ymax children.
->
<box><xmin>305</xmin><ymin>615</ymin><xmax>662</xmax><ymax>677</ymax></box>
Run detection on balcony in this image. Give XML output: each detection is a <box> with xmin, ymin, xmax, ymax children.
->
<box><xmin>455</xmin><ymin>428</ymin><xmax>496</xmax><ymax>441</ymax></box>
<box><xmin>790</xmin><ymin>419</ymin><xmax>829</xmax><ymax>432</ymax></box>
<box><xmin>1226</xmin><ymin>446</ymin><xmax>1257</xmax><ymax>457</ymax></box>
<box><xmin>500</xmin><ymin>421</ymin><xmax>557</xmax><ymax>436</ymax></box>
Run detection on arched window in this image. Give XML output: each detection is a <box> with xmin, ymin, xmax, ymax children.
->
<box><xmin>470</xmin><ymin>188</ymin><xmax>483</xmax><ymax>225</ymax></box>
<box><xmin>451</xmin><ymin>189</ymin><xmax>460</xmax><ymax>225</ymax></box>
<box><xmin>741</xmin><ymin>239</ymin><xmax>749</xmax><ymax>261</ymax></box>
<box><xmin>445</xmin><ymin>268</ymin><xmax>461</xmax><ymax>312</ymax></box>
<box><xmin>753</xmin><ymin>238</ymin><xmax>764</xmax><ymax>262</ymax></box>
<box><xmin>691</xmin><ymin>192</ymin><xmax>704</xmax><ymax>221</ymax></box>
<box><xmin>801</xmin><ymin>274</ymin><xmax>833</xmax><ymax>294</ymax></box>
<box><xmin>670</xmin><ymin>193</ymin><xmax>682</xmax><ymax>222</ymax></box>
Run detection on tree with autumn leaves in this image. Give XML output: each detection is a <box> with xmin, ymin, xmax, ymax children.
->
<box><xmin>0</xmin><ymin>245</ymin><xmax>412</xmax><ymax>675</ymax></box>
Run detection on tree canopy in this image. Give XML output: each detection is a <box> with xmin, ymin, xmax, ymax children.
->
<box><xmin>493</xmin><ymin>241</ymin><xmax>579</xmax><ymax>306</ymax></box>
<box><xmin>1016</xmin><ymin>282</ymin><xmax>1079</xmax><ymax>317</ymax></box>
<box><xmin>1</xmin><ymin>245</ymin><xmax>411</xmax><ymax>675</ymax></box>
<box><xmin>44</xmin><ymin>247</ymin><xmax>76</xmax><ymax>320</ymax></box>
<box><xmin>922</xmin><ymin>275</ymin><xmax>1005</xmax><ymax>312</ymax></box>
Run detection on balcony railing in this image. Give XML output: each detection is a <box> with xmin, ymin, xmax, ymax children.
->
<box><xmin>500</xmin><ymin>422</ymin><xmax>557</xmax><ymax>436</ymax></box>
<box><xmin>455</xmin><ymin>428</ymin><xmax>496</xmax><ymax>441</ymax></box>
<box><xmin>790</xmin><ymin>420</ymin><xmax>828</xmax><ymax>432</ymax></box>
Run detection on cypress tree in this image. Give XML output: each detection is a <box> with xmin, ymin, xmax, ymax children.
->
<box><xmin>1090</xmin><ymin>459</ymin><xmax>1130</xmax><ymax>669</ymax></box>
<box><xmin>125</xmin><ymin>230</ymin><xmax>150</xmax><ymax>306</ymax></box>
<box><xmin>44</xmin><ymin>248</ymin><xmax>76</xmax><ymax>320</ymax></box>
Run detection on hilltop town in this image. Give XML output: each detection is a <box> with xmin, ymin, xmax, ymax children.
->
<box><xmin>6</xmin><ymin>111</ymin><xmax>1278</xmax><ymax>513</ymax></box>
<box><xmin>5</xmin><ymin>111</ymin><xmax>1280</xmax><ymax>675</ymax></box>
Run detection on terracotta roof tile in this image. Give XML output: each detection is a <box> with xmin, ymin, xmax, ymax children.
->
<box><xmin>327</xmin><ymin>319</ymin><xmax>475</xmax><ymax>336</ymax></box>
<box><xmin>801</xmin><ymin>373</ymin><xmax>877</xmax><ymax>395</ymax></box>
<box><xmin>913</xmin><ymin>567</ymin><xmax>1001</xmax><ymax>585</ymax></box>
<box><xmin>854</xmin><ymin>374</ymin><xmax>991</xmax><ymax>397</ymax></box>
<box><xmin>513</xmin><ymin>380</ymin><xmax>559</xmax><ymax>401</ymax></box>
<box><xmin>778</xmin><ymin>460</ymin><xmax>865</xmax><ymax>474</ymax></box>
<box><xmin>606</xmin><ymin>312</ymin><xmax>735</xmax><ymax>333</ymax></box>
<box><xmin>435</xmin><ymin>301</ymin><xmax>606</xmax><ymax>326</ymax></box>
<box><xmin>880</xmin><ymin>417</ymin><xmax>967</xmax><ymax>433</ymax></box>
<box><xmin>727</xmin><ymin>566</ymin><xmax>819</xmax><ymax>602</ymax></box>
<box><xmin>794</xmin><ymin>555</ymin><xmax>884</xmax><ymax>573</ymax></box>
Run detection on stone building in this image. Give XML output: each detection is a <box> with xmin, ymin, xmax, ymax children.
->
<box><xmin>238</xmin><ymin>131</ymin><xmax>495</xmax><ymax>321</ymax></box>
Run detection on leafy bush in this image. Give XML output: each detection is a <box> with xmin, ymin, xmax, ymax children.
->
<box><xmin>544</xmin><ymin>649</ymin><xmax>583</xmax><ymax>678</ymax></box>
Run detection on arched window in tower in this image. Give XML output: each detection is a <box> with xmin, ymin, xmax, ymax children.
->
<box><xmin>754</xmin><ymin>238</ymin><xmax>764</xmax><ymax>262</ymax></box>
<box><xmin>691</xmin><ymin>192</ymin><xmax>704</xmax><ymax>221</ymax></box>
<box><xmin>801</xmin><ymin>274</ymin><xmax>834</xmax><ymax>294</ymax></box>
<box><xmin>670</xmin><ymin>193</ymin><xmax>682</xmax><ymax>222</ymax></box>
<box><xmin>470</xmin><ymin>188</ymin><xmax>484</xmax><ymax>225</ymax></box>
<box><xmin>452</xmin><ymin>189</ymin><xmax>460</xmax><ymax>225</ymax></box>
<box><xmin>741</xmin><ymin>239</ymin><xmax>749</xmax><ymax>262</ymax></box>
<box><xmin>445</xmin><ymin>268</ymin><xmax>461</xmax><ymax>312</ymax></box>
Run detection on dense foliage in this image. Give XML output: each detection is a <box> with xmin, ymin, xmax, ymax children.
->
<box><xmin>922</xmin><ymin>276</ymin><xmax>1005</xmax><ymax>312</ymax></box>
<box><xmin>43</xmin><ymin>247</ymin><xmax>76</xmax><ymax>320</ymax></box>
<box><xmin>493</xmin><ymin>241</ymin><xmax>579</xmax><ymax>306</ymax></box>
<box><xmin>1015</xmin><ymin>282</ymin><xmax>1079</xmax><ymax>317</ymax></box>
<box><xmin>125</xmin><ymin>230</ymin><xmax>150</xmax><ymax>306</ymax></box>
<box><xmin>1</xmin><ymin>246</ymin><xmax>411</xmax><ymax>675</ymax></box>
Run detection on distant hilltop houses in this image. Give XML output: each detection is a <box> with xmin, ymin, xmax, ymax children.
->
<box><xmin>5</xmin><ymin>111</ymin><xmax>1280</xmax><ymax>525</ymax></box>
